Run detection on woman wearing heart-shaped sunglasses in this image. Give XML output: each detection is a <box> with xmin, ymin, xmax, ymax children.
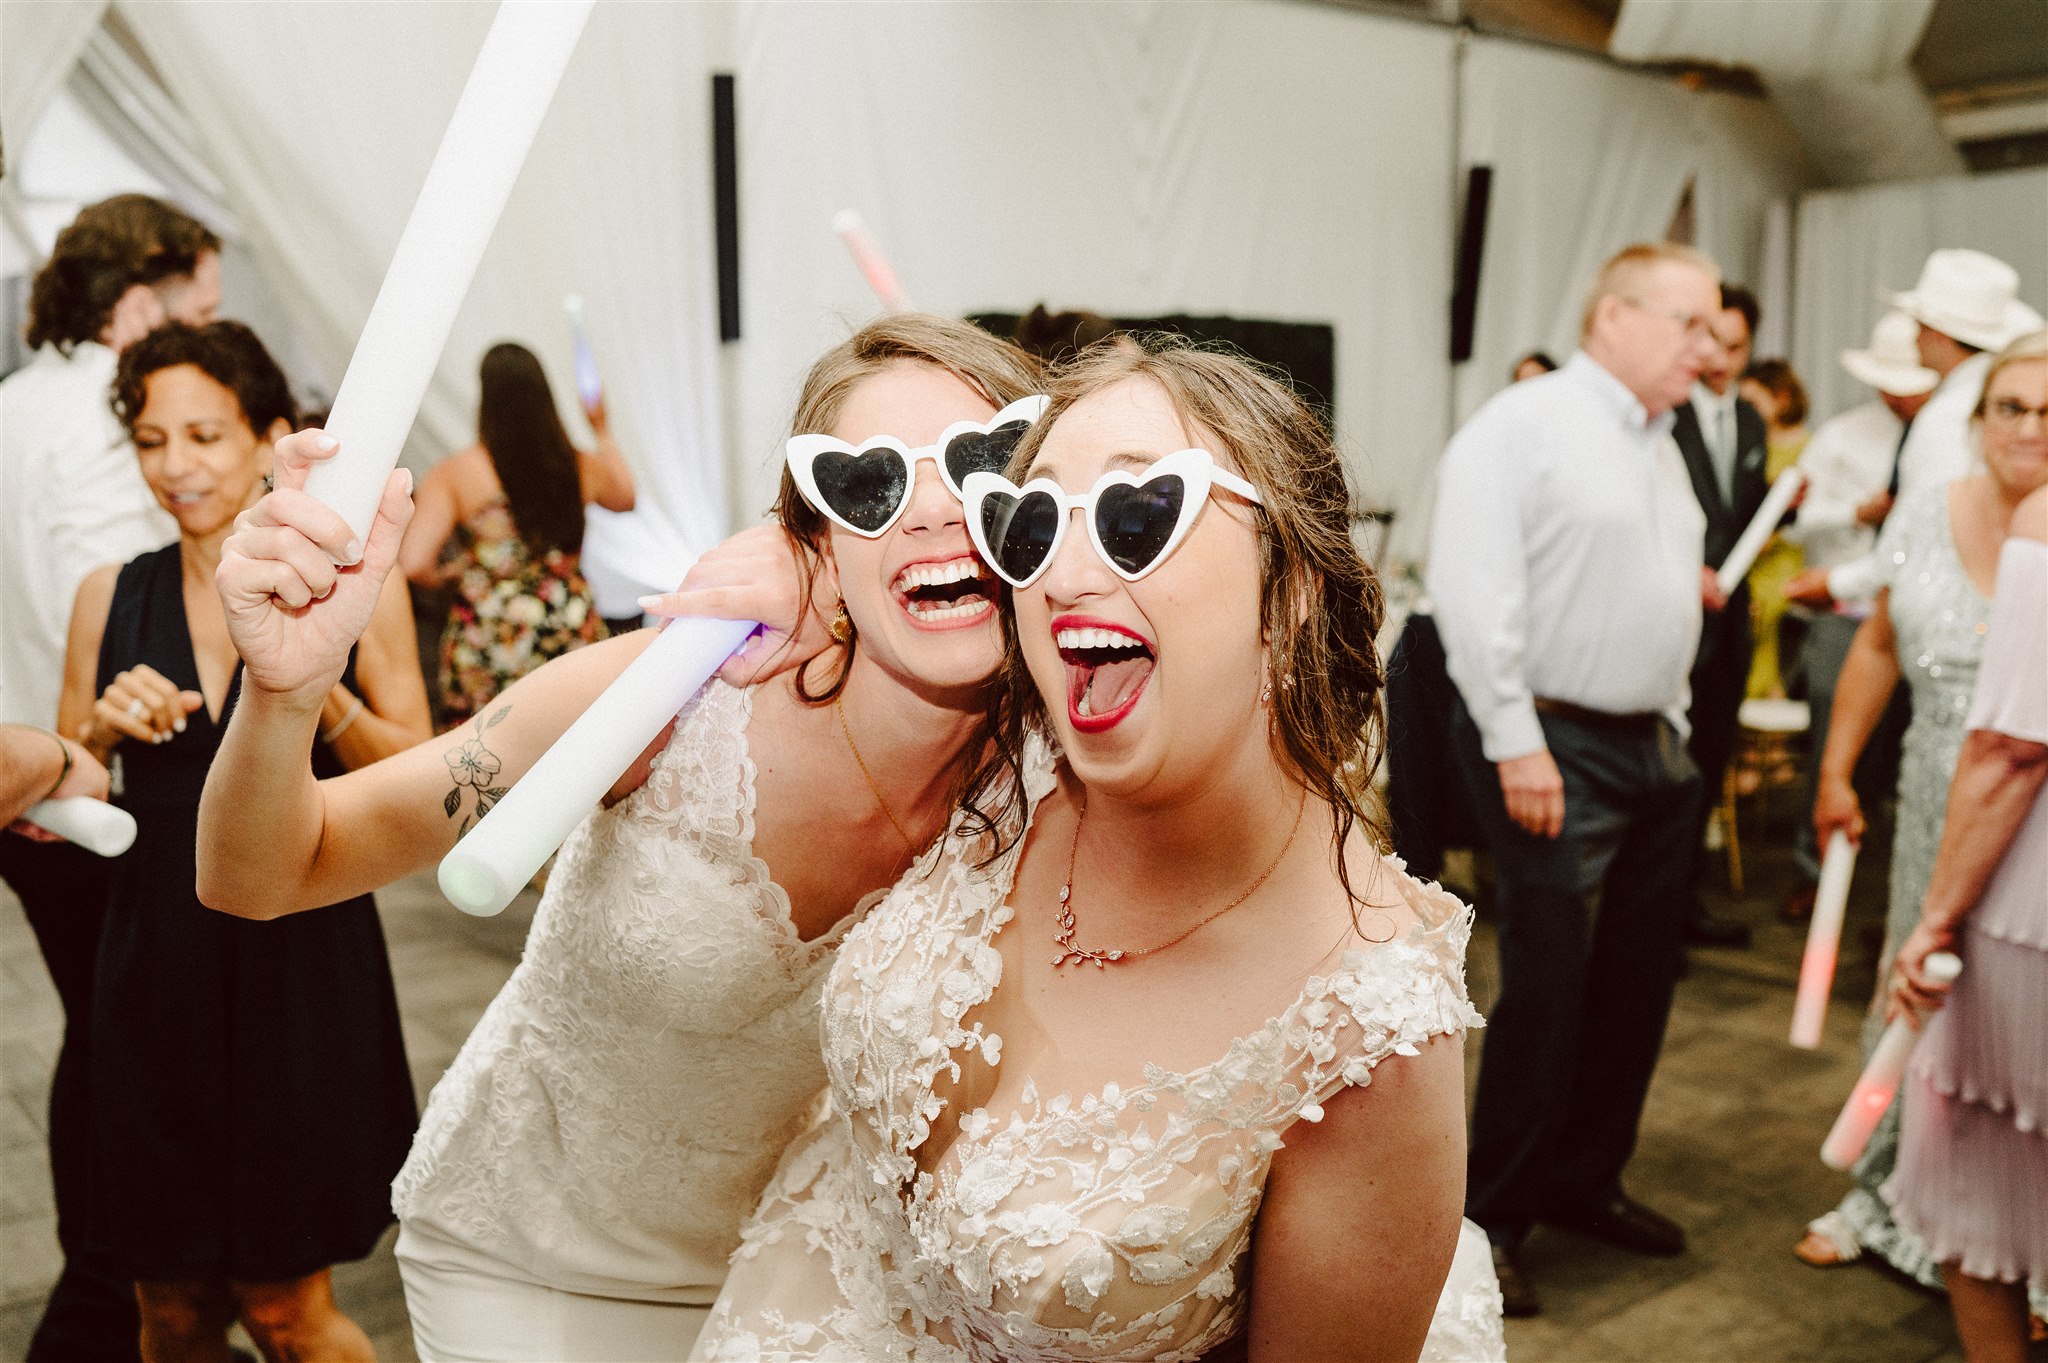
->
<box><xmin>196</xmin><ymin>314</ymin><xmax>1043</xmax><ymax>1360</ymax></box>
<box><xmin>697</xmin><ymin>341</ymin><xmax>1505</xmax><ymax>1361</ymax></box>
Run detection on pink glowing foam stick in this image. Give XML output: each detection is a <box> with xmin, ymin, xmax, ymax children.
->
<box><xmin>1790</xmin><ymin>832</ymin><xmax>1857</xmax><ymax>1048</ymax></box>
<box><xmin>833</xmin><ymin>210</ymin><xmax>912</xmax><ymax>313</ymax></box>
<box><xmin>1819</xmin><ymin>951</ymin><xmax>1961</xmax><ymax>1170</ymax></box>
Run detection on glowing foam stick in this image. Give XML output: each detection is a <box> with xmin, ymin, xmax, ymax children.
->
<box><xmin>1716</xmin><ymin>466</ymin><xmax>1807</xmax><ymax>598</ymax></box>
<box><xmin>19</xmin><ymin>798</ymin><xmax>137</xmax><ymax>858</ymax></box>
<box><xmin>438</xmin><ymin>616</ymin><xmax>757</xmax><ymax>916</ymax></box>
<box><xmin>564</xmin><ymin>294</ymin><xmax>602</xmax><ymax>410</ymax></box>
<box><xmin>1790</xmin><ymin>832</ymin><xmax>1857</xmax><ymax>1048</ymax></box>
<box><xmin>1819</xmin><ymin>951</ymin><xmax>1962</xmax><ymax>1171</ymax></box>
<box><xmin>304</xmin><ymin>0</ymin><xmax>594</xmax><ymax>541</ymax></box>
<box><xmin>832</xmin><ymin>210</ymin><xmax>912</xmax><ymax>313</ymax></box>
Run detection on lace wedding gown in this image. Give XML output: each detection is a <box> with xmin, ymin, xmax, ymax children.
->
<box><xmin>697</xmin><ymin>746</ymin><xmax>1507</xmax><ymax>1361</ymax></box>
<box><xmin>393</xmin><ymin>682</ymin><xmax>859</xmax><ymax>1306</ymax></box>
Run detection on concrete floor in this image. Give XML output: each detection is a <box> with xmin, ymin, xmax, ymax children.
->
<box><xmin>0</xmin><ymin>810</ymin><xmax>2033</xmax><ymax>1362</ymax></box>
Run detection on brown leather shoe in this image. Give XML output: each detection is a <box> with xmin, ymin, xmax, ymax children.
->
<box><xmin>1545</xmin><ymin>1191</ymin><xmax>1686</xmax><ymax>1256</ymax></box>
<box><xmin>1490</xmin><ymin>1241</ymin><xmax>1541</xmax><ymax>1317</ymax></box>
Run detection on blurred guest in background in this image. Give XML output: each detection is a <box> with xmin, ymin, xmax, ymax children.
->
<box><xmin>400</xmin><ymin>341</ymin><xmax>635</xmax><ymax>729</ymax></box>
<box><xmin>60</xmin><ymin>321</ymin><xmax>427</xmax><ymax>1363</ymax></box>
<box><xmin>1431</xmin><ymin>241</ymin><xmax>1718</xmax><ymax>1315</ymax></box>
<box><xmin>1797</xmin><ymin>334</ymin><xmax>2048</xmax><ymax>1300</ymax></box>
<box><xmin>0</xmin><ymin>192</ymin><xmax>220</xmax><ymax>1363</ymax></box>
<box><xmin>1738</xmin><ymin>357</ymin><xmax>1810</xmax><ymax>700</ymax></box>
<box><xmin>1779</xmin><ymin>313</ymin><xmax>1935</xmax><ymax>919</ymax></box>
<box><xmin>1511</xmin><ymin>350</ymin><xmax>1558</xmax><ymax>383</ymax></box>
<box><xmin>1888</xmin><ymin>467</ymin><xmax>2048</xmax><ymax>1363</ymax></box>
<box><xmin>1671</xmin><ymin>283</ymin><xmax>1767</xmax><ymax>950</ymax></box>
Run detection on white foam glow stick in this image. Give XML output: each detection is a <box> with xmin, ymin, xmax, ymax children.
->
<box><xmin>564</xmin><ymin>294</ymin><xmax>602</xmax><ymax>411</ymax></box>
<box><xmin>303</xmin><ymin>0</ymin><xmax>594</xmax><ymax>541</ymax></box>
<box><xmin>19</xmin><ymin>798</ymin><xmax>137</xmax><ymax>858</ymax></box>
<box><xmin>1790</xmin><ymin>832</ymin><xmax>1857</xmax><ymax>1048</ymax></box>
<box><xmin>1819</xmin><ymin>951</ymin><xmax>1962</xmax><ymax>1170</ymax></box>
<box><xmin>1716</xmin><ymin>466</ymin><xmax>1807</xmax><ymax>597</ymax></box>
<box><xmin>438</xmin><ymin>616</ymin><xmax>757</xmax><ymax>916</ymax></box>
<box><xmin>832</xmin><ymin>210</ymin><xmax>912</xmax><ymax>313</ymax></box>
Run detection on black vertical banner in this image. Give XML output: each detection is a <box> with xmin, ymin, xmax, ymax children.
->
<box><xmin>712</xmin><ymin>73</ymin><xmax>741</xmax><ymax>342</ymax></box>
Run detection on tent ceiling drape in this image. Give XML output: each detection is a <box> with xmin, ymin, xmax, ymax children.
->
<box><xmin>12</xmin><ymin>0</ymin><xmax>1851</xmax><ymax>577</ymax></box>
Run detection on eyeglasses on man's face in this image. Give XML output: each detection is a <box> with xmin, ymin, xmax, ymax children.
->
<box><xmin>1985</xmin><ymin>397</ymin><xmax>2048</xmax><ymax>432</ymax></box>
<box><xmin>1618</xmin><ymin>295</ymin><xmax>1715</xmax><ymax>341</ymax></box>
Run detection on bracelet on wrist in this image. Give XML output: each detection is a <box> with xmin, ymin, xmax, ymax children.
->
<box><xmin>321</xmin><ymin>695</ymin><xmax>366</xmax><ymax>746</ymax></box>
<box><xmin>35</xmin><ymin>728</ymin><xmax>74</xmax><ymax>801</ymax></box>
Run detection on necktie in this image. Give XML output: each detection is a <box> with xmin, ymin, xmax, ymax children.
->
<box><xmin>1886</xmin><ymin>419</ymin><xmax>1912</xmax><ymax>498</ymax></box>
<box><xmin>1714</xmin><ymin>406</ymin><xmax>1735</xmax><ymax>504</ymax></box>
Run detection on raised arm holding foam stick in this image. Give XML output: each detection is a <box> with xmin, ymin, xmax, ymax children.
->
<box><xmin>565</xmin><ymin>293</ymin><xmax>603</xmax><ymax>411</ymax></box>
<box><xmin>1789</xmin><ymin>831</ymin><xmax>1856</xmax><ymax>1048</ymax></box>
<box><xmin>201</xmin><ymin>316</ymin><xmax>1044</xmax><ymax>1355</ymax></box>
<box><xmin>833</xmin><ymin>209</ymin><xmax>913</xmax><ymax>313</ymax></box>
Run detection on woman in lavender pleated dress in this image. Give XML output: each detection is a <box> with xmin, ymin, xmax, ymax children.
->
<box><xmin>1886</xmin><ymin>333</ymin><xmax>2047</xmax><ymax>1363</ymax></box>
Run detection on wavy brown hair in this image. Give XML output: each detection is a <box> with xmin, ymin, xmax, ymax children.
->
<box><xmin>961</xmin><ymin>338</ymin><xmax>1390</xmax><ymax>904</ymax></box>
<box><xmin>477</xmin><ymin>342</ymin><xmax>585</xmax><ymax>555</ymax></box>
<box><xmin>771</xmin><ymin>313</ymin><xmax>1044</xmax><ymax>702</ymax></box>
<box><xmin>27</xmin><ymin>195</ymin><xmax>220</xmax><ymax>354</ymax></box>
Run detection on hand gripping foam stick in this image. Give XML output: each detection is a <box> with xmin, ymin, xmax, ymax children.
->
<box><xmin>18</xmin><ymin>799</ymin><xmax>137</xmax><ymax>858</ymax></box>
<box><xmin>1717</xmin><ymin>466</ymin><xmax>1807</xmax><ymax>598</ymax></box>
<box><xmin>832</xmin><ymin>210</ymin><xmax>912</xmax><ymax>313</ymax></box>
<box><xmin>564</xmin><ymin>294</ymin><xmax>603</xmax><ymax>411</ymax></box>
<box><xmin>437</xmin><ymin>616</ymin><xmax>757</xmax><ymax>916</ymax></box>
<box><xmin>302</xmin><ymin>0</ymin><xmax>595</xmax><ymax>542</ymax></box>
<box><xmin>1819</xmin><ymin>951</ymin><xmax>1962</xmax><ymax>1170</ymax></box>
<box><xmin>1790</xmin><ymin>832</ymin><xmax>1857</xmax><ymax>1048</ymax></box>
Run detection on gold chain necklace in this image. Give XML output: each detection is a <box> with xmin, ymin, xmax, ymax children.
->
<box><xmin>1052</xmin><ymin>793</ymin><xmax>1307</xmax><ymax>968</ymax></box>
<box><xmin>835</xmin><ymin>693</ymin><xmax>917</xmax><ymax>853</ymax></box>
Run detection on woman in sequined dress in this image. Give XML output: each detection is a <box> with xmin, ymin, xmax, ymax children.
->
<box><xmin>1794</xmin><ymin>335</ymin><xmax>2048</xmax><ymax>1309</ymax></box>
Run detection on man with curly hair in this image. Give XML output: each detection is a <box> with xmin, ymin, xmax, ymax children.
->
<box><xmin>0</xmin><ymin>193</ymin><xmax>220</xmax><ymax>1363</ymax></box>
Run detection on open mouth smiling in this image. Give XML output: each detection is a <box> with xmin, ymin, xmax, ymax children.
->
<box><xmin>891</xmin><ymin>555</ymin><xmax>996</xmax><ymax>628</ymax></box>
<box><xmin>1053</xmin><ymin>615</ymin><xmax>1156</xmax><ymax>733</ymax></box>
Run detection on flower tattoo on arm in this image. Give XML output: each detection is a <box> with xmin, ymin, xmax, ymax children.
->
<box><xmin>444</xmin><ymin>704</ymin><xmax>511</xmax><ymax>834</ymax></box>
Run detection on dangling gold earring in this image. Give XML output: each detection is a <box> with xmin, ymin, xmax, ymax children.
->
<box><xmin>829</xmin><ymin>599</ymin><xmax>855</xmax><ymax>644</ymax></box>
<box><xmin>1260</xmin><ymin>681</ymin><xmax>1274</xmax><ymax>705</ymax></box>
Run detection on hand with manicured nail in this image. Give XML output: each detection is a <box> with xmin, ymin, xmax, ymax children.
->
<box><xmin>637</xmin><ymin>524</ymin><xmax>834</xmax><ymax>687</ymax></box>
<box><xmin>84</xmin><ymin>664</ymin><xmax>205</xmax><ymax>761</ymax></box>
<box><xmin>217</xmin><ymin>429</ymin><xmax>417</xmax><ymax>707</ymax></box>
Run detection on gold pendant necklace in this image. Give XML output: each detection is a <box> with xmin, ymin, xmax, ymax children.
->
<box><xmin>1051</xmin><ymin>793</ymin><xmax>1307</xmax><ymax>968</ymax></box>
<box><xmin>835</xmin><ymin>692</ymin><xmax>917</xmax><ymax>853</ymax></box>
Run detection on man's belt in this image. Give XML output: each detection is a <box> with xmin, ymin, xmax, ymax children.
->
<box><xmin>1533</xmin><ymin>698</ymin><xmax>1662</xmax><ymax>733</ymax></box>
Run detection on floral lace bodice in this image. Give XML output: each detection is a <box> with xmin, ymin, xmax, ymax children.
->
<box><xmin>698</xmin><ymin>745</ymin><xmax>1505</xmax><ymax>1360</ymax></box>
<box><xmin>393</xmin><ymin>682</ymin><xmax>856</xmax><ymax>1302</ymax></box>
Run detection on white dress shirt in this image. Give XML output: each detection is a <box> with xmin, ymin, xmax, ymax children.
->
<box><xmin>0</xmin><ymin>343</ymin><xmax>177</xmax><ymax>728</ymax></box>
<box><xmin>1787</xmin><ymin>400</ymin><xmax>1901</xmax><ymax>573</ymax></box>
<box><xmin>1825</xmin><ymin>352</ymin><xmax>1988</xmax><ymax>604</ymax></box>
<box><xmin>1689</xmin><ymin>382</ymin><xmax>1740</xmax><ymax>505</ymax></box>
<box><xmin>1428</xmin><ymin>352</ymin><xmax>1706</xmax><ymax>762</ymax></box>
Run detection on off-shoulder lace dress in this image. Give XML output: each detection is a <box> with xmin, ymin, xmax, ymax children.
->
<box><xmin>393</xmin><ymin>682</ymin><xmax>859</xmax><ymax>1304</ymax></box>
<box><xmin>697</xmin><ymin>744</ymin><xmax>1506</xmax><ymax>1361</ymax></box>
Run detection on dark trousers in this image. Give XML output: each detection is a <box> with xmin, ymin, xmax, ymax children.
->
<box><xmin>0</xmin><ymin>836</ymin><xmax>142</xmax><ymax>1363</ymax></box>
<box><xmin>1792</xmin><ymin>613</ymin><xmax>1911</xmax><ymax>881</ymax></box>
<box><xmin>1452</xmin><ymin>700</ymin><xmax>1700</xmax><ymax>1244</ymax></box>
<box><xmin>1685</xmin><ymin>595</ymin><xmax>1753</xmax><ymax>899</ymax></box>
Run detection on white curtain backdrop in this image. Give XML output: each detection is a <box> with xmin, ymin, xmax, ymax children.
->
<box><xmin>1610</xmin><ymin>0</ymin><xmax>1933</xmax><ymax>81</ymax></box>
<box><xmin>1</xmin><ymin>0</ymin><xmax>109</xmax><ymax>151</ymax></box>
<box><xmin>731</xmin><ymin>1</ymin><xmax>1457</xmax><ymax>559</ymax></box>
<box><xmin>1792</xmin><ymin>167</ymin><xmax>2048</xmax><ymax>423</ymax></box>
<box><xmin>113</xmin><ymin>1</ymin><xmax>733</xmax><ymax>605</ymax></box>
<box><xmin>1454</xmin><ymin>38</ymin><xmax>1811</xmax><ymax>423</ymax></box>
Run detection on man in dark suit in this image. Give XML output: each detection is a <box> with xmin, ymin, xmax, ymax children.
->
<box><xmin>1670</xmin><ymin>283</ymin><xmax>1768</xmax><ymax>948</ymax></box>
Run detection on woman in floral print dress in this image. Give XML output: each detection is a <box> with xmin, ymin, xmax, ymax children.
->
<box><xmin>401</xmin><ymin>341</ymin><xmax>636</xmax><ymax>728</ymax></box>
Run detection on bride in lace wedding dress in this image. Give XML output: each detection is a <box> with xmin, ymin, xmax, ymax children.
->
<box><xmin>697</xmin><ymin>343</ymin><xmax>1505</xmax><ymax>1362</ymax></box>
<box><xmin>198</xmin><ymin>316</ymin><xmax>1045</xmax><ymax>1361</ymax></box>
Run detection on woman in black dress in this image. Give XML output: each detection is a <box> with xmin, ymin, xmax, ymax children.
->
<box><xmin>56</xmin><ymin>321</ymin><xmax>428</xmax><ymax>1362</ymax></box>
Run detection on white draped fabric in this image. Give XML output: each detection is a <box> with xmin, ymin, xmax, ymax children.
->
<box><xmin>1610</xmin><ymin>0</ymin><xmax>1934</xmax><ymax>81</ymax></box>
<box><xmin>14</xmin><ymin>0</ymin><xmax>1825</xmax><ymax>576</ymax></box>
<box><xmin>1</xmin><ymin>0</ymin><xmax>109</xmax><ymax>156</ymax></box>
<box><xmin>731</xmin><ymin>1</ymin><xmax>1457</xmax><ymax>558</ymax></box>
<box><xmin>1792</xmin><ymin>167</ymin><xmax>2048</xmax><ymax>424</ymax></box>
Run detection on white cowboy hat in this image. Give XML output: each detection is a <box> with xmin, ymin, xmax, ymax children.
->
<box><xmin>1888</xmin><ymin>249</ymin><xmax>2045</xmax><ymax>353</ymax></box>
<box><xmin>1841</xmin><ymin>310</ymin><xmax>1938</xmax><ymax>396</ymax></box>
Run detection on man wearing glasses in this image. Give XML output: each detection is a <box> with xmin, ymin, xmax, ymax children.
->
<box><xmin>1670</xmin><ymin>283</ymin><xmax>1769</xmax><ymax>951</ymax></box>
<box><xmin>1430</xmin><ymin>242</ymin><xmax>1722</xmax><ymax>1316</ymax></box>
